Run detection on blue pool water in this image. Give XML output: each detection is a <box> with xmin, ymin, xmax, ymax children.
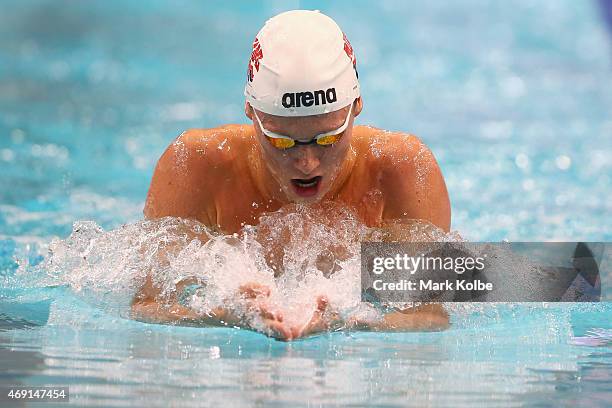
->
<box><xmin>1</xmin><ymin>0</ymin><xmax>611</xmax><ymax>406</ymax></box>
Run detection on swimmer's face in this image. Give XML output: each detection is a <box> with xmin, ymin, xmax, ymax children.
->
<box><xmin>247</xmin><ymin>98</ymin><xmax>362</xmax><ymax>203</ymax></box>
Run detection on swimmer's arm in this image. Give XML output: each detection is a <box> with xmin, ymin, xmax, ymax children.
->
<box><xmin>362</xmin><ymin>304</ymin><xmax>449</xmax><ymax>331</ymax></box>
<box><xmin>130</xmin><ymin>275</ymin><xmax>242</xmax><ymax>327</ymax></box>
<box><xmin>131</xmin><ymin>278</ymin><xmax>293</xmax><ymax>338</ymax></box>
<box><xmin>299</xmin><ymin>303</ymin><xmax>450</xmax><ymax>335</ymax></box>
<box><xmin>129</xmin><ymin>216</ymin><xmax>236</xmax><ymax>325</ymax></box>
<box><xmin>342</xmin><ymin>303</ymin><xmax>449</xmax><ymax>332</ymax></box>
<box><xmin>381</xmin><ymin>134</ymin><xmax>450</xmax><ymax>232</ymax></box>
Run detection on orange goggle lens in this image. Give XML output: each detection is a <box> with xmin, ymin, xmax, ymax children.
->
<box><xmin>266</xmin><ymin>136</ymin><xmax>296</xmax><ymax>149</ymax></box>
<box><xmin>315</xmin><ymin>133</ymin><xmax>342</xmax><ymax>146</ymax></box>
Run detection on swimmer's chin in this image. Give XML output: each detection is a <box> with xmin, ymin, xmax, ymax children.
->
<box><xmin>288</xmin><ymin>194</ymin><xmax>323</xmax><ymax>204</ymax></box>
<box><xmin>285</xmin><ymin>187</ymin><xmax>328</xmax><ymax>204</ymax></box>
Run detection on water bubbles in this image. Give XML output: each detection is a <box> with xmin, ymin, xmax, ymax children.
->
<box><xmin>500</xmin><ymin>75</ymin><xmax>526</xmax><ymax>99</ymax></box>
<box><xmin>124</xmin><ymin>137</ymin><xmax>139</xmax><ymax>154</ymax></box>
<box><xmin>172</xmin><ymin>137</ymin><xmax>189</xmax><ymax>169</ymax></box>
<box><xmin>369</xmin><ymin>139</ymin><xmax>383</xmax><ymax>158</ymax></box>
<box><xmin>480</xmin><ymin>121</ymin><xmax>513</xmax><ymax>140</ymax></box>
<box><xmin>30</xmin><ymin>143</ymin><xmax>69</xmax><ymax>161</ymax></box>
<box><xmin>515</xmin><ymin>153</ymin><xmax>529</xmax><ymax>170</ymax></box>
<box><xmin>460</xmin><ymin>178</ymin><xmax>473</xmax><ymax>191</ymax></box>
<box><xmin>522</xmin><ymin>179</ymin><xmax>535</xmax><ymax>191</ymax></box>
<box><xmin>0</xmin><ymin>149</ymin><xmax>15</xmax><ymax>162</ymax></box>
<box><xmin>209</xmin><ymin>346</ymin><xmax>221</xmax><ymax>359</ymax></box>
<box><xmin>38</xmin><ymin>203</ymin><xmax>460</xmax><ymax>332</ymax></box>
<box><xmin>87</xmin><ymin>60</ymin><xmax>121</xmax><ymax>84</ymax></box>
<box><xmin>11</xmin><ymin>129</ymin><xmax>25</xmax><ymax>144</ymax></box>
<box><xmin>164</xmin><ymin>102</ymin><xmax>203</xmax><ymax>122</ymax></box>
<box><xmin>414</xmin><ymin>144</ymin><xmax>433</xmax><ymax>188</ymax></box>
<box><xmin>555</xmin><ymin>155</ymin><xmax>571</xmax><ymax>170</ymax></box>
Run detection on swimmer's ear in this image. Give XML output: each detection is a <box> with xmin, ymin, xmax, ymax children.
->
<box><xmin>245</xmin><ymin>102</ymin><xmax>254</xmax><ymax>120</ymax></box>
<box><xmin>353</xmin><ymin>97</ymin><xmax>363</xmax><ymax>117</ymax></box>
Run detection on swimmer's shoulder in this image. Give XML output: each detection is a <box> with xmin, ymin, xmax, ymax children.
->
<box><xmin>158</xmin><ymin>124</ymin><xmax>255</xmax><ymax>174</ymax></box>
<box><xmin>351</xmin><ymin>125</ymin><xmax>424</xmax><ymax>166</ymax></box>
<box><xmin>144</xmin><ymin>124</ymin><xmax>254</xmax><ymax>222</ymax></box>
<box><xmin>351</xmin><ymin>125</ymin><xmax>450</xmax><ymax>230</ymax></box>
<box><xmin>177</xmin><ymin>124</ymin><xmax>255</xmax><ymax>163</ymax></box>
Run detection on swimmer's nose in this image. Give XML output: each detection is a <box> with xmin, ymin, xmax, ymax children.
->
<box><xmin>294</xmin><ymin>146</ymin><xmax>320</xmax><ymax>175</ymax></box>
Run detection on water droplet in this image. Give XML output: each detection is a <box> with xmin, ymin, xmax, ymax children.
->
<box><xmin>555</xmin><ymin>155</ymin><xmax>571</xmax><ymax>170</ymax></box>
<box><xmin>515</xmin><ymin>153</ymin><xmax>529</xmax><ymax>169</ymax></box>
<box><xmin>11</xmin><ymin>129</ymin><xmax>25</xmax><ymax>144</ymax></box>
<box><xmin>522</xmin><ymin>179</ymin><xmax>535</xmax><ymax>191</ymax></box>
<box><xmin>0</xmin><ymin>149</ymin><xmax>15</xmax><ymax>162</ymax></box>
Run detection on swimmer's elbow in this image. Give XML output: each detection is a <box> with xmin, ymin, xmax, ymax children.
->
<box><xmin>130</xmin><ymin>299</ymin><xmax>157</xmax><ymax>323</ymax></box>
<box><xmin>130</xmin><ymin>282</ymin><xmax>166</xmax><ymax>324</ymax></box>
<box><xmin>130</xmin><ymin>282</ymin><xmax>178</xmax><ymax>324</ymax></box>
<box><xmin>411</xmin><ymin>303</ymin><xmax>450</xmax><ymax>331</ymax></box>
<box><xmin>420</xmin><ymin>308</ymin><xmax>450</xmax><ymax>331</ymax></box>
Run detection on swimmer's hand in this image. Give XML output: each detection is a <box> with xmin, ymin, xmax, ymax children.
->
<box><xmin>233</xmin><ymin>285</ymin><xmax>339</xmax><ymax>341</ymax></box>
<box><xmin>258</xmin><ymin>296</ymin><xmax>343</xmax><ymax>341</ymax></box>
<box><xmin>291</xmin><ymin>296</ymin><xmax>343</xmax><ymax>339</ymax></box>
<box><xmin>236</xmin><ymin>282</ymin><xmax>293</xmax><ymax>339</ymax></box>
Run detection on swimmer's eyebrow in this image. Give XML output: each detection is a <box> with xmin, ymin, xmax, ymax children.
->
<box><xmin>266</xmin><ymin>116</ymin><xmax>347</xmax><ymax>138</ymax></box>
<box><xmin>260</xmin><ymin>121</ymin><xmax>285</xmax><ymax>135</ymax></box>
<box><xmin>254</xmin><ymin>108</ymin><xmax>351</xmax><ymax>141</ymax></box>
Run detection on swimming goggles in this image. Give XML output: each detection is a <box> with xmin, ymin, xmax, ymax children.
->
<box><xmin>253</xmin><ymin>104</ymin><xmax>352</xmax><ymax>150</ymax></box>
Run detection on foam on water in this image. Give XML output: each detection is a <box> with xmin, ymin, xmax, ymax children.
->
<box><xmin>15</xmin><ymin>201</ymin><xmax>604</xmax><ymax>337</ymax></box>
<box><xmin>31</xmin><ymin>201</ymin><xmax>462</xmax><ymax>332</ymax></box>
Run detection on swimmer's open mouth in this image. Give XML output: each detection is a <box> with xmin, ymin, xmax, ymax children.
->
<box><xmin>291</xmin><ymin>176</ymin><xmax>322</xmax><ymax>197</ymax></box>
<box><xmin>292</xmin><ymin>176</ymin><xmax>321</xmax><ymax>187</ymax></box>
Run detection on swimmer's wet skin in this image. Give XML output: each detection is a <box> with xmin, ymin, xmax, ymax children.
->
<box><xmin>131</xmin><ymin>10</ymin><xmax>451</xmax><ymax>340</ymax></box>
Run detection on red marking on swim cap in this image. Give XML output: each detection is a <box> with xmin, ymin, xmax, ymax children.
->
<box><xmin>248</xmin><ymin>38</ymin><xmax>263</xmax><ymax>82</ymax></box>
<box><xmin>343</xmin><ymin>33</ymin><xmax>356</xmax><ymax>68</ymax></box>
<box><xmin>343</xmin><ymin>33</ymin><xmax>358</xmax><ymax>78</ymax></box>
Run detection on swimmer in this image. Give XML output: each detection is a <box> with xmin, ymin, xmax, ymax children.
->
<box><xmin>131</xmin><ymin>10</ymin><xmax>451</xmax><ymax>340</ymax></box>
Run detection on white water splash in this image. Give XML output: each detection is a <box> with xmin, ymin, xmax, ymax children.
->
<box><xmin>37</xmin><ymin>202</ymin><xmax>460</xmax><ymax>329</ymax></box>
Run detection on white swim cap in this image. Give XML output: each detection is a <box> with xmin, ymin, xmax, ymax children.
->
<box><xmin>244</xmin><ymin>10</ymin><xmax>360</xmax><ymax>117</ymax></box>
